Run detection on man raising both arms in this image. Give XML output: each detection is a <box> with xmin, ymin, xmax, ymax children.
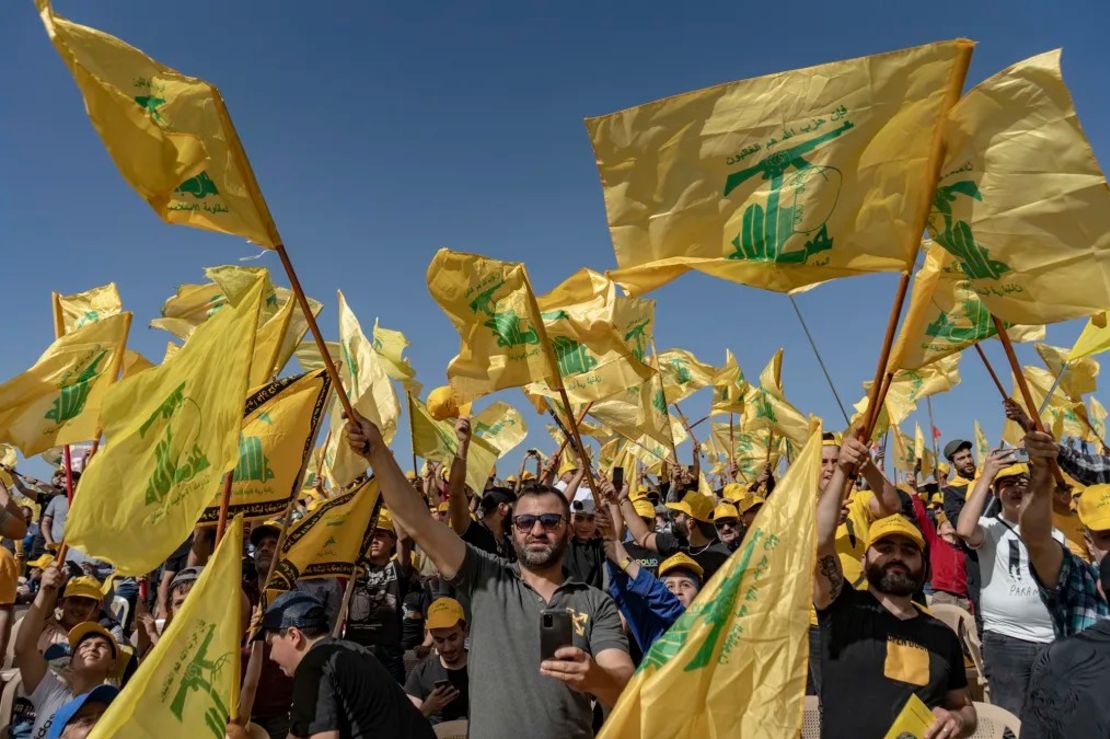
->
<box><xmin>345</xmin><ymin>409</ymin><xmax>632</xmax><ymax>739</ymax></box>
<box><xmin>814</xmin><ymin>435</ymin><xmax>976</xmax><ymax>738</ymax></box>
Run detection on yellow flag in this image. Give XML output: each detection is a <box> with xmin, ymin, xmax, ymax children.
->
<box><xmin>428</xmin><ymin>248</ymin><xmax>559</xmax><ymax>402</ymax></box>
<box><xmin>150</xmin><ymin>283</ymin><xmax>228</xmax><ymax>340</ymax></box>
<box><xmin>890</xmin><ymin>425</ymin><xmax>916</xmax><ymax>474</ymax></box>
<box><xmin>588</xmin><ymin>41</ymin><xmax>973</xmax><ymax>296</ymax></box>
<box><xmin>975</xmin><ymin>420</ymin><xmax>991</xmax><ymax>465</ymax></box>
<box><xmin>248</xmin><ymin>293</ymin><xmax>295</xmax><ymax>387</ymax></box>
<box><xmin>0</xmin><ymin>445</ymin><xmax>17</xmax><ymax>488</ymax></box>
<box><xmin>122</xmin><ymin>349</ymin><xmax>155</xmax><ymax>379</ymax></box>
<box><xmin>526</xmin><ymin>268</ymin><xmax>656</xmax><ymax>404</ymax></box>
<box><xmin>273</xmin><ymin>288</ymin><xmax>323</xmax><ymax>380</ymax></box>
<box><xmin>706</xmin><ymin>425</ymin><xmax>779</xmax><ymax>481</ymax></box>
<box><xmin>198</xmin><ymin>370</ymin><xmax>331</xmax><ymax>524</ymax></box>
<box><xmin>471</xmin><ymin>401</ymin><xmax>528</xmax><ymax>457</ymax></box>
<box><xmin>588</xmin><ymin>371</ymin><xmax>680</xmax><ymax>456</ymax></box>
<box><xmin>206</xmin><ymin>266</ymin><xmax>279</xmax><ymax>315</ymax></box>
<box><xmin>1036</xmin><ymin>343</ymin><xmax>1099</xmax><ymax>401</ymax></box>
<box><xmin>862</xmin><ymin>354</ymin><xmax>961</xmax><ymax>428</ymax></box>
<box><xmin>410</xmin><ymin>396</ymin><xmax>498</xmax><ymax>493</ymax></box>
<box><xmin>743</xmin><ymin>384</ymin><xmax>810</xmax><ymax>447</ymax></box>
<box><xmin>1004</xmin><ymin>365</ymin><xmax>1086</xmax><ymax>445</ymax></box>
<box><xmin>372</xmin><ymin>320</ymin><xmax>421</xmax><ymax>393</ymax></box>
<box><xmin>271</xmin><ymin>479</ymin><xmax>380</xmax><ymax>591</ymax></box>
<box><xmin>759</xmin><ymin>349</ymin><xmax>784</xmax><ymax>395</ymax></box>
<box><xmin>710</xmin><ymin>349</ymin><xmax>748</xmax><ymax>416</ymax></box>
<box><xmin>325</xmin><ymin>290</ymin><xmax>401</xmax><ymax>489</ymax></box>
<box><xmin>1088</xmin><ymin>398</ymin><xmax>1108</xmax><ymax>445</ymax></box>
<box><xmin>90</xmin><ymin>516</ymin><xmax>243</xmax><ymax>738</ymax></box>
<box><xmin>914</xmin><ymin>423</ymin><xmax>936</xmax><ymax>475</ymax></box>
<box><xmin>1069</xmin><ymin>312</ymin><xmax>1110</xmax><ymax>362</ymax></box>
<box><xmin>930</xmin><ymin>50</ymin><xmax>1110</xmax><ymax>325</ymax></box>
<box><xmin>38</xmin><ymin>1</ymin><xmax>280</xmax><ymax>247</ymax></box>
<box><xmin>883</xmin><ymin>694</ymin><xmax>936</xmax><ymax>739</ymax></box>
<box><xmin>599</xmin><ymin>427</ymin><xmax>821</xmax><ymax>737</ymax></box>
<box><xmin>52</xmin><ymin>283</ymin><xmax>123</xmax><ymax>335</ymax></box>
<box><xmin>66</xmin><ymin>279</ymin><xmax>262</xmax><ymax>575</ymax></box>
<box><xmin>0</xmin><ymin>312</ymin><xmax>131</xmax><ymax>456</ymax></box>
<box><xmin>656</xmin><ymin>348</ymin><xmax>719</xmax><ymax>405</ymax></box>
<box><xmin>891</xmin><ymin>241</ymin><xmax>1043</xmax><ymax>370</ymax></box>
<box><xmin>295</xmin><ymin>340</ymin><xmax>342</xmax><ymax>373</ymax></box>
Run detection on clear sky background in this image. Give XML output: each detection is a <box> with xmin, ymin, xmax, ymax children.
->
<box><xmin>3</xmin><ymin>1</ymin><xmax>1109</xmax><ymax>485</ymax></box>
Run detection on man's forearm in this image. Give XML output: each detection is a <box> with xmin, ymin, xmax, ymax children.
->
<box><xmin>862</xmin><ymin>465</ymin><xmax>899</xmax><ymax>517</ymax></box>
<box><xmin>447</xmin><ymin>448</ymin><xmax>470</xmax><ymax>535</ymax></box>
<box><xmin>592</xmin><ymin>663</ymin><xmax>633</xmax><ymax>708</ymax></box>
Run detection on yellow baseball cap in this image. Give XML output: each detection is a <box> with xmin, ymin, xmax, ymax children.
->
<box><xmin>866</xmin><ymin>515</ymin><xmax>925</xmax><ymax>551</ymax></box>
<box><xmin>722</xmin><ymin>483</ymin><xmax>745</xmax><ymax>502</ymax></box>
<box><xmin>63</xmin><ymin>576</ymin><xmax>104</xmax><ymax>603</ymax></box>
<box><xmin>937</xmin><ymin>462</ymin><xmax>951</xmax><ymax>475</ymax></box>
<box><xmin>994</xmin><ymin>463</ymin><xmax>1030</xmax><ymax>482</ymax></box>
<box><xmin>425</xmin><ymin>597</ymin><xmax>465</xmax><ymax>630</ymax></box>
<box><xmin>712</xmin><ymin>502</ymin><xmax>739</xmax><ymax>522</ymax></box>
<box><xmin>521</xmin><ymin>471</ymin><xmax>536</xmax><ymax>481</ymax></box>
<box><xmin>506</xmin><ymin>475</ymin><xmax>518</xmax><ymax>483</ymax></box>
<box><xmin>435</xmin><ymin>501</ymin><xmax>450</xmax><ymax>514</ymax></box>
<box><xmin>665</xmin><ymin>492</ymin><xmax>715</xmax><ymax>523</ymax></box>
<box><xmin>1077</xmin><ymin>484</ymin><xmax>1110</xmax><ymax>531</ymax></box>
<box><xmin>658</xmin><ymin>552</ymin><xmax>704</xmax><ymax>582</ymax></box>
<box><xmin>632</xmin><ymin>498</ymin><xmax>656</xmax><ymax>520</ymax></box>
<box><xmin>374</xmin><ymin>508</ymin><xmax>395</xmax><ymax>533</ymax></box>
<box><xmin>27</xmin><ymin>554</ymin><xmax>54</xmax><ymax>569</ymax></box>
<box><xmin>736</xmin><ymin>493</ymin><xmax>766</xmax><ymax>514</ymax></box>
<box><xmin>930</xmin><ymin>492</ymin><xmax>943</xmax><ymax>506</ymax></box>
<box><xmin>67</xmin><ymin>622</ymin><xmax>118</xmax><ymax>656</ymax></box>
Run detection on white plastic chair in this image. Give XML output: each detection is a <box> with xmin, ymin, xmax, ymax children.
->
<box><xmin>929</xmin><ymin>603</ymin><xmax>990</xmax><ymax>702</ymax></box>
<box><xmin>801</xmin><ymin>695</ymin><xmax>820</xmax><ymax>739</ymax></box>
<box><xmin>969</xmin><ymin>701</ymin><xmax>1020</xmax><ymax>738</ymax></box>
<box><xmin>109</xmin><ymin>595</ymin><xmax>129</xmax><ymax>628</ymax></box>
<box><xmin>434</xmin><ymin>719</ymin><xmax>468</xmax><ymax>739</ymax></box>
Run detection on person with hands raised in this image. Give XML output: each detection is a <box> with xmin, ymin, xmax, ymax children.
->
<box><xmin>955</xmin><ymin>444</ymin><xmax>1063</xmax><ymax>722</ymax></box>
<box><xmin>345</xmin><ymin>408</ymin><xmax>631</xmax><ymax>739</ymax></box>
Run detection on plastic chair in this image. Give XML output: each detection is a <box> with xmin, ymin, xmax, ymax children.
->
<box><xmin>969</xmin><ymin>701</ymin><xmax>1020</xmax><ymax>738</ymax></box>
<box><xmin>433</xmin><ymin>719</ymin><xmax>468</xmax><ymax>739</ymax></box>
<box><xmin>109</xmin><ymin>595</ymin><xmax>129</xmax><ymax>629</ymax></box>
<box><xmin>929</xmin><ymin>603</ymin><xmax>990</xmax><ymax>702</ymax></box>
<box><xmin>801</xmin><ymin>695</ymin><xmax>820</xmax><ymax>739</ymax></box>
<box><xmin>244</xmin><ymin>723</ymin><xmax>271</xmax><ymax>739</ymax></box>
<box><xmin>0</xmin><ymin>669</ymin><xmax>23</xmax><ymax>739</ymax></box>
<box><xmin>2</xmin><ymin>618</ymin><xmax>22</xmax><ymax>671</ymax></box>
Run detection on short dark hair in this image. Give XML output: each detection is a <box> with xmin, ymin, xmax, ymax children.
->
<box><xmin>515</xmin><ymin>484</ymin><xmax>571</xmax><ymax>519</ymax></box>
<box><xmin>280</xmin><ymin>623</ymin><xmax>329</xmax><ymax>640</ymax></box>
<box><xmin>821</xmin><ymin>432</ymin><xmax>838</xmax><ymax>443</ymax></box>
<box><xmin>74</xmin><ymin>632</ymin><xmax>117</xmax><ymax>659</ymax></box>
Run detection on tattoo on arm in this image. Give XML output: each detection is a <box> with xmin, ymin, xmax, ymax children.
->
<box><xmin>817</xmin><ymin>554</ymin><xmax>843</xmax><ymax>601</ymax></box>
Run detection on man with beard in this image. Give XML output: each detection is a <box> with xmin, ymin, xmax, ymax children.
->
<box><xmin>955</xmin><ymin>452</ymin><xmax>1064</xmax><ymax>722</ymax></box>
<box><xmin>941</xmin><ymin>437</ymin><xmax>988</xmax><ymax>630</ymax></box>
<box><xmin>815</xmin><ymin>436</ymin><xmax>975</xmax><ymax>739</ymax></box>
<box><xmin>404</xmin><ymin>597</ymin><xmax>470</xmax><ymax>725</ymax></box>
<box><xmin>618</xmin><ymin>490</ymin><xmax>731</xmax><ymax>582</ymax></box>
<box><xmin>711</xmin><ymin>501</ymin><xmax>742</xmax><ymax>551</ymax></box>
<box><xmin>345</xmin><ymin>410</ymin><xmax>632</xmax><ymax>739</ymax></box>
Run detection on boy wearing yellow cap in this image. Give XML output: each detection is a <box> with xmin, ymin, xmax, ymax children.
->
<box><xmin>404</xmin><ymin>597</ymin><xmax>469</xmax><ymax>725</ymax></box>
<box><xmin>816</xmin><ymin>443</ymin><xmax>976</xmax><ymax>739</ymax></box>
<box><xmin>956</xmin><ymin>449</ymin><xmax>1069</xmax><ymax>722</ymax></box>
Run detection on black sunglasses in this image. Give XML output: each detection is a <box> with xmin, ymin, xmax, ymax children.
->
<box><xmin>715</xmin><ymin>518</ymin><xmax>738</xmax><ymax>528</ymax></box>
<box><xmin>512</xmin><ymin>514</ymin><xmax>566</xmax><ymax>532</ymax></box>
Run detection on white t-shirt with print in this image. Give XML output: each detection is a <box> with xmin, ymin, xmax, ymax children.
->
<box><xmin>972</xmin><ymin>515</ymin><xmax>1064</xmax><ymax>643</ymax></box>
<box><xmin>29</xmin><ymin>669</ymin><xmax>73</xmax><ymax>739</ymax></box>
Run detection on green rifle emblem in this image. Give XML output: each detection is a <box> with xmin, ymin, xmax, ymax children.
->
<box><xmin>905</xmin><ymin>371</ymin><xmax>925</xmax><ymax>401</ymax></box>
<box><xmin>668</xmin><ymin>359</ymin><xmax>692</xmax><ymax>385</ymax></box>
<box><xmin>205</xmin><ymin>295</ymin><xmax>227</xmax><ymax>318</ymax></box>
<box><xmin>624</xmin><ymin>319</ymin><xmax>650</xmax><ymax>362</ymax></box>
<box><xmin>924</xmin><ymin>296</ymin><xmax>994</xmax><ymax>344</ymax></box>
<box><xmin>640</xmin><ymin>535</ymin><xmax>754</xmax><ymax>673</ymax></box>
<box><xmin>484</xmin><ymin>309</ymin><xmax>539</xmax><ymax>348</ymax></box>
<box><xmin>468</xmin><ymin>280</ymin><xmax>506</xmax><ymax>316</ymax></box>
<box><xmin>175</xmin><ymin>171</ymin><xmax>220</xmax><ymax>200</ymax></box>
<box><xmin>146</xmin><ymin>425</ymin><xmax>210</xmax><ymax>505</ymax></box>
<box><xmin>45</xmin><ymin>349</ymin><xmax>108</xmax><ymax>424</ymax></box>
<box><xmin>723</xmin><ymin>122</ymin><xmax>853</xmax><ymax>264</ymax></box>
<box><xmin>541</xmin><ymin>309</ymin><xmax>569</xmax><ymax>321</ymax></box>
<box><xmin>170</xmin><ymin>623</ymin><xmax>232</xmax><ymax>739</ymax></box>
<box><xmin>930</xmin><ymin>181</ymin><xmax>1011</xmax><ymax>280</ymax></box>
<box><xmin>74</xmin><ymin>311</ymin><xmax>100</xmax><ymax>329</ymax></box>
<box><xmin>753</xmin><ymin>390</ymin><xmax>776</xmax><ymax>422</ymax></box>
<box><xmin>475</xmin><ymin>420</ymin><xmax>508</xmax><ymax>438</ymax></box>
<box><xmin>552</xmin><ymin>336</ymin><xmax>598</xmax><ymax>377</ymax></box>
<box><xmin>232</xmin><ymin>436</ymin><xmax>274</xmax><ymax>483</ymax></box>
<box><xmin>652</xmin><ymin>389</ymin><xmax>667</xmax><ymax>415</ymax></box>
<box><xmin>342</xmin><ymin>342</ymin><xmax>360</xmax><ymax>386</ymax></box>
<box><xmin>134</xmin><ymin>94</ymin><xmax>167</xmax><ymax>125</ymax></box>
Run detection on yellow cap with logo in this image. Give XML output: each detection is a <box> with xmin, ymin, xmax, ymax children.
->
<box><xmin>63</xmin><ymin>576</ymin><xmax>104</xmax><ymax>603</ymax></box>
<box><xmin>866</xmin><ymin>514</ymin><xmax>925</xmax><ymax>551</ymax></box>
<box><xmin>658</xmin><ymin>552</ymin><xmax>704</xmax><ymax>582</ymax></box>
<box><xmin>665</xmin><ymin>492</ymin><xmax>715</xmax><ymax>523</ymax></box>
<box><xmin>1078</xmin><ymin>484</ymin><xmax>1110</xmax><ymax>531</ymax></box>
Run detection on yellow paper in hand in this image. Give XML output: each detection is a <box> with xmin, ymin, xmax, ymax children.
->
<box><xmin>883</xmin><ymin>694</ymin><xmax>935</xmax><ymax>739</ymax></box>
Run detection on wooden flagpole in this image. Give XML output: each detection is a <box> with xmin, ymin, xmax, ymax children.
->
<box><xmin>861</xmin><ymin>272</ymin><xmax>913</xmax><ymax>441</ymax></box>
<box><xmin>214</xmin><ymin>472</ymin><xmax>234</xmax><ymax>544</ymax></box>
<box><xmin>973</xmin><ymin>343</ymin><xmax>1008</xmax><ymax>399</ymax></box>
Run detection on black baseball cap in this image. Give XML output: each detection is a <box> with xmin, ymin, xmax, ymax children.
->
<box><xmin>943</xmin><ymin>439</ymin><xmax>972</xmax><ymax>461</ymax></box>
<box><xmin>255</xmin><ymin>591</ymin><xmax>328</xmax><ymax>639</ymax></box>
<box><xmin>249</xmin><ymin>521</ymin><xmax>282</xmax><ymax>547</ymax></box>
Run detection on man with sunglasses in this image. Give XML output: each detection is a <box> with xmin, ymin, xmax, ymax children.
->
<box><xmin>711</xmin><ymin>501</ymin><xmax>742</xmax><ymax>552</ymax></box>
<box><xmin>345</xmin><ymin>410</ymin><xmax>632</xmax><ymax>739</ymax></box>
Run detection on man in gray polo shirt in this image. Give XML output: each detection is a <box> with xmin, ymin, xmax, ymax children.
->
<box><xmin>346</xmin><ymin>410</ymin><xmax>633</xmax><ymax>739</ymax></box>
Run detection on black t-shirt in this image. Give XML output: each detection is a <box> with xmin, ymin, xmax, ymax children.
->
<box><xmin>462</xmin><ymin>520</ymin><xmax>514</xmax><ymax>561</ymax></box>
<box><xmin>403</xmin><ymin>654</ymin><xmax>470</xmax><ymax>725</ymax></box>
<box><xmin>344</xmin><ymin>560</ymin><xmax>412</xmax><ymax>662</ymax></box>
<box><xmin>623</xmin><ymin>541</ymin><xmax>661</xmax><ymax>578</ymax></box>
<box><xmin>818</xmin><ymin>587</ymin><xmax>966</xmax><ymax>739</ymax></box>
<box><xmin>291</xmin><ymin>638</ymin><xmax>435</xmax><ymax>739</ymax></box>
<box><xmin>1023</xmin><ymin>620</ymin><xmax>1110</xmax><ymax>738</ymax></box>
<box><xmin>564</xmin><ymin>537</ymin><xmax>604</xmax><ymax>590</ymax></box>
<box><xmin>654</xmin><ymin>531</ymin><xmax>732</xmax><ymax>582</ymax></box>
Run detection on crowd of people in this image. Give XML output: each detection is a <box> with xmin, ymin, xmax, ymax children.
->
<box><xmin>0</xmin><ymin>394</ymin><xmax>1106</xmax><ymax>738</ymax></box>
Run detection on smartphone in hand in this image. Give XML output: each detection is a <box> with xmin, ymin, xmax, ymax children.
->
<box><xmin>540</xmin><ymin>608</ymin><xmax>573</xmax><ymax>661</ymax></box>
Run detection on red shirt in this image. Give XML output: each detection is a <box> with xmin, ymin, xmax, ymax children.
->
<box><xmin>911</xmin><ymin>497</ymin><xmax>968</xmax><ymax>600</ymax></box>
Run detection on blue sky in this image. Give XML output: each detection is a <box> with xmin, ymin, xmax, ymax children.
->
<box><xmin>3</xmin><ymin>0</ymin><xmax>1109</xmax><ymax>484</ymax></box>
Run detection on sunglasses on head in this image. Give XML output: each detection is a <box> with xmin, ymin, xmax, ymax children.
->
<box><xmin>512</xmin><ymin>514</ymin><xmax>566</xmax><ymax>532</ymax></box>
